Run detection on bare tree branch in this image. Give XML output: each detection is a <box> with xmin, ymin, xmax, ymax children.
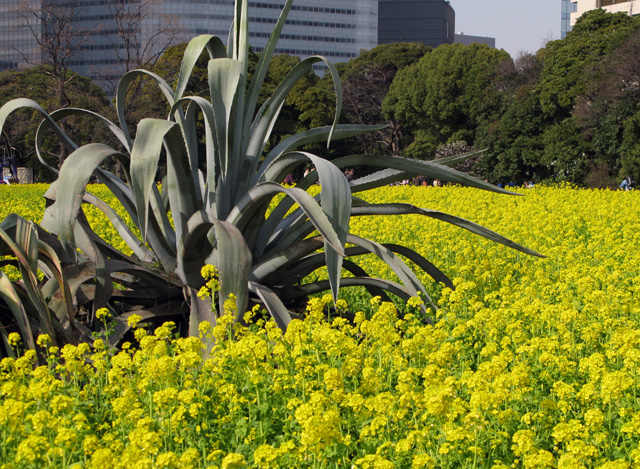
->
<box><xmin>13</xmin><ymin>0</ymin><xmax>89</xmax><ymax>106</ymax></box>
<box><xmin>99</xmin><ymin>0</ymin><xmax>184</xmax><ymax>94</ymax></box>
<box><xmin>342</xmin><ymin>63</ymin><xmax>405</xmax><ymax>154</ymax></box>
<box><xmin>12</xmin><ymin>0</ymin><xmax>91</xmax><ymax>167</ymax></box>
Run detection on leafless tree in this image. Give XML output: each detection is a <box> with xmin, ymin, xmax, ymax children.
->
<box><xmin>601</xmin><ymin>29</ymin><xmax>640</xmax><ymax>104</ymax></box>
<box><xmin>14</xmin><ymin>0</ymin><xmax>89</xmax><ymax>109</ymax></box>
<box><xmin>574</xmin><ymin>29</ymin><xmax>640</xmax><ymax>130</ymax></box>
<box><xmin>342</xmin><ymin>63</ymin><xmax>405</xmax><ymax>154</ymax></box>
<box><xmin>494</xmin><ymin>52</ymin><xmax>543</xmax><ymax>96</ymax></box>
<box><xmin>13</xmin><ymin>0</ymin><xmax>90</xmax><ymax>167</ymax></box>
<box><xmin>100</xmin><ymin>0</ymin><xmax>184</xmax><ymax>95</ymax></box>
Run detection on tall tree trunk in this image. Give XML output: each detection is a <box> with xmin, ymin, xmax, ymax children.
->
<box><xmin>56</xmin><ymin>78</ymin><xmax>69</xmax><ymax>169</ymax></box>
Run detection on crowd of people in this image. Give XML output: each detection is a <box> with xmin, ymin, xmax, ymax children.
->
<box><xmin>391</xmin><ymin>176</ymin><xmax>441</xmax><ymax>187</ymax></box>
<box><xmin>284</xmin><ymin>168</ymin><xmax>636</xmax><ymax>191</ymax></box>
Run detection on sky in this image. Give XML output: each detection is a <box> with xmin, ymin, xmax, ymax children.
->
<box><xmin>450</xmin><ymin>0</ymin><xmax>562</xmax><ymax>58</ymax></box>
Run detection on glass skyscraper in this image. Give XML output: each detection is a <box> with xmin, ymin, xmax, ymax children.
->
<box><xmin>0</xmin><ymin>0</ymin><xmax>378</xmax><ymax>85</ymax></box>
<box><xmin>0</xmin><ymin>0</ymin><xmax>42</xmax><ymax>70</ymax></box>
<box><xmin>561</xmin><ymin>0</ymin><xmax>577</xmax><ymax>38</ymax></box>
<box><xmin>378</xmin><ymin>0</ymin><xmax>454</xmax><ymax>47</ymax></box>
<box><xmin>157</xmin><ymin>0</ymin><xmax>378</xmax><ymax>60</ymax></box>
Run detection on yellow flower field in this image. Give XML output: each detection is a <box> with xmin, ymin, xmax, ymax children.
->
<box><xmin>1</xmin><ymin>184</ymin><xmax>640</xmax><ymax>468</ymax></box>
<box><xmin>0</xmin><ymin>184</ymin><xmax>137</xmax><ymax>258</ymax></box>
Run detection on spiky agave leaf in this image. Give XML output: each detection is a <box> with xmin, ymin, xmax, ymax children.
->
<box><xmin>0</xmin><ymin>215</ymin><xmax>85</xmax><ymax>356</ymax></box>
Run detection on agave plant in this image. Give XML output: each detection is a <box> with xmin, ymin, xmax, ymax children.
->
<box><xmin>0</xmin><ymin>215</ymin><xmax>78</xmax><ymax>355</ymax></box>
<box><xmin>0</xmin><ymin>0</ymin><xmax>540</xmax><ymax>353</ymax></box>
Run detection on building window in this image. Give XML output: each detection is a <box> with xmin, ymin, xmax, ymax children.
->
<box><xmin>598</xmin><ymin>0</ymin><xmax>630</xmax><ymax>6</ymax></box>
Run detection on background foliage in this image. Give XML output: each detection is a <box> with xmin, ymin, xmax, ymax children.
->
<box><xmin>0</xmin><ymin>66</ymin><xmax>111</xmax><ymax>182</ymax></box>
<box><xmin>4</xmin><ymin>9</ymin><xmax>640</xmax><ymax>187</ymax></box>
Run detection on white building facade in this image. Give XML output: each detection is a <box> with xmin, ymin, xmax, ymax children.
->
<box><xmin>570</xmin><ymin>0</ymin><xmax>638</xmax><ymax>27</ymax></box>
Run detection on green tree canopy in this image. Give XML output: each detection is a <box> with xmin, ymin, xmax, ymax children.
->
<box><xmin>0</xmin><ymin>65</ymin><xmax>110</xmax><ymax>181</ymax></box>
<box><xmin>341</xmin><ymin>41</ymin><xmax>430</xmax><ymax>79</ymax></box>
<box><xmin>475</xmin><ymin>83</ymin><xmax>547</xmax><ymax>184</ymax></box>
<box><xmin>537</xmin><ymin>9</ymin><xmax>638</xmax><ymax>119</ymax></box>
<box><xmin>620</xmin><ymin>111</ymin><xmax>640</xmax><ymax>180</ymax></box>
<box><xmin>574</xmin><ymin>25</ymin><xmax>640</xmax><ymax>184</ymax></box>
<box><xmin>383</xmin><ymin>43</ymin><xmax>508</xmax><ymax>160</ymax></box>
<box><xmin>477</xmin><ymin>10</ymin><xmax>640</xmax><ymax>186</ymax></box>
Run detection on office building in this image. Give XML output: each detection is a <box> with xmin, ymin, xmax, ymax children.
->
<box><xmin>454</xmin><ymin>33</ymin><xmax>495</xmax><ymax>48</ymax></box>
<box><xmin>0</xmin><ymin>0</ymin><xmax>42</xmax><ymax>70</ymax></box>
<box><xmin>378</xmin><ymin>0</ymin><xmax>454</xmax><ymax>47</ymax></box>
<box><xmin>561</xmin><ymin>0</ymin><xmax>577</xmax><ymax>38</ymax></box>
<box><xmin>569</xmin><ymin>0</ymin><xmax>638</xmax><ymax>29</ymax></box>
<box><xmin>0</xmin><ymin>0</ymin><xmax>379</xmax><ymax>85</ymax></box>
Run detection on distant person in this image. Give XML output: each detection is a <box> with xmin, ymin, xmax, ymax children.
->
<box><xmin>345</xmin><ymin>168</ymin><xmax>355</xmax><ymax>181</ymax></box>
<box><xmin>284</xmin><ymin>173</ymin><xmax>294</xmax><ymax>185</ymax></box>
<box><xmin>620</xmin><ymin>176</ymin><xmax>635</xmax><ymax>191</ymax></box>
